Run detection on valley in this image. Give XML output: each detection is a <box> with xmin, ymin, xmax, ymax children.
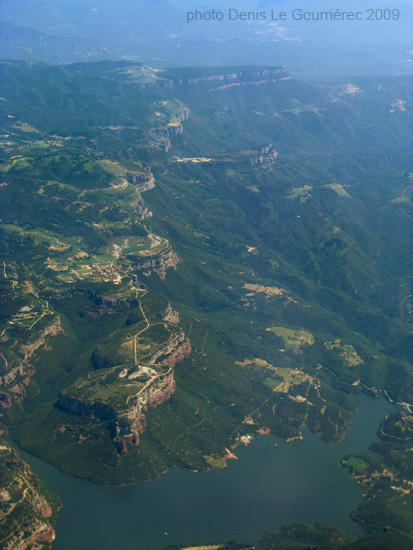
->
<box><xmin>0</xmin><ymin>61</ymin><xmax>411</xmax><ymax>548</ymax></box>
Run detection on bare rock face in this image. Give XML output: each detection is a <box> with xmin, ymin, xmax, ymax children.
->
<box><xmin>177</xmin><ymin>108</ymin><xmax>190</xmax><ymax>121</ymax></box>
<box><xmin>127</xmin><ymin>172</ymin><xmax>155</xmax><ymax>192</ymax></box>
<box><xmin>0</xmin><ymin>365</ymin><xmax>24</xmax><ymax>386</ymax></box>
<box><xmin>159</xmin><ymin>304</ymin><xmax>180</xmax><ymax>325</ymax></box>
<box><xmin>167</xmin><ymin>124</ymin><xmax>183</xmax><ymax>136</ymax></box>
<box><xmin>250</xmin><ymin>144</ymin><xmax>279</xmax><ymax>170</ymax></box>
<box><xmin>0</xmin><ymin>441</ymin><xmax>59</xmax><ymax>550</ymax></box>
<box><xmin>57</xmin><ymin>295</ymin><xmax>191</xmax><ymax>454</ymax></box>
<box><xmin>0</xmin><ymin>316</ymin><xmax>63</xmax><ymax>399</ymax></box>
<box><xmin>150</xmin><ymin>67</ymin><xmax>288</xmax><ymax>88</ymax></box>
<box><xmin>135</xmin><ymin>200</ymin><xmax>152</xmax><ymax>219</ymax></box>
<box><xmin>131</xmin><ymin>246</ymin><xmax>179</xmax><ymax>278</ymax></box>
<box><xmin>149</xmin><ymin>330</ymin><xmax>188</xmax><ymax>365</ymax></box>
<box><xmin>57</xmin><ymin>393</ymin><xmax>116</xmax><ymax>420</ymax></box>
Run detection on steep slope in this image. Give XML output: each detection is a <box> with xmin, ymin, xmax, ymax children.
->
<box><xmin>0</xmin><ymin>437</ymin><xmax>59</xmax><ymax>550</ymax></box>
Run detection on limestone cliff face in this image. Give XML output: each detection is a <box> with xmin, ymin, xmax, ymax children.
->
<box><xmin>135</xmin><ymin>199</ymin><xmax>152</xmax><ymax>219</ymax></box>
<box><xmin>150</xmin><ymin>67</ymin><xmax>288</xmax><ymax>88</ymax></box>
<box><xmin>122</xmin><ymin>370</ymin><xmax>176</xmax><ymax>438</ymax></box>
<box><xmin>177</xmin><ymin>108</ymin><xmax>190</xmax><ymax>121</ymax></box>
<box><xmin>0</xmin><ymin>317</ymin><xmax>63</xmax><ymax>390</ymax></box>
<box><xmin>57</xmin><ymin>393</ymin><xmax>116</xmax><ymax>420</ymax></box>
<box><xmin>127</xmin><ymin>172</ymin><xmax>155</xmax><ymax>192</ymax></box>
<box><xmin>154</xmin><ymin>124</ymin><xmax>183</xmax><ymax>138</ymax></box>
<box><xmin>250</xmin><ymin>144</ymin><xmax>279</xmax><ymax>170</ymax></box>
<box><xmin>131</xmin><ymin>246</ymin><xmax>179</xmax><ymax>278</ymax></box>
<box><xmin>58</xmin><ymin>331</ymin><xmax>191</xmax><ymax>452</ymax></box>
<box><xmin>167</xmin><ymin>124</ymin><xmax>183</xmax><ymax>136</ymax></box>
<box><xmin>149</xmin><ymin>330</ymin><xmax>188</xmax><ymax>365</ymax></box>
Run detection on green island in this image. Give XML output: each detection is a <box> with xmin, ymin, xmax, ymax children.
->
<box><xmin>0</xmin><ymin>61</ymin><xmax>411</xmax><ymax>548</ymax></box>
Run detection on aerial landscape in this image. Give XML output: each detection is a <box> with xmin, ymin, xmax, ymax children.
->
<box><xmin>0</xmin><ymin>1</ymin><xmax>412</xmax><ymax>549</ymax></box>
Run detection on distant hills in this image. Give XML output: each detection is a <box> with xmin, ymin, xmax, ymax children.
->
<box><xmin>1</xmin><ymin>0</ymin><xmax>412</xmax><ymax>77</ymax></box>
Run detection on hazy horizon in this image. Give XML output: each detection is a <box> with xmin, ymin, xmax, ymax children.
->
<box><xmin>1</xmin><ymin>0</ymin><xmax>412</xmax><ymax>78</ymax></box>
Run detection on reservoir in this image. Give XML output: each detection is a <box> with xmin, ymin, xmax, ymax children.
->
<box><xmin>16</xmin><ymin>395</ymin><xmax>395</xmax><ymax>550</ymax></box>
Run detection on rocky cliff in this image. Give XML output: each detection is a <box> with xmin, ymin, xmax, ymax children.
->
<box><xmin>0</xmin><ymin>440</ymin><xmax>59</xmax><ymax>550</ymax></box>
<box><xmin>250</xmin><ymin>144</ymin><xmax>279</xmax><ymax>170</ymax></box>
<box><xmin>0</xmin><ymin>316</ymin><xmax>63</xmax><ymax>401</ymax></box>
<box><xmin>149</xmin><ymin>67</ymin><xmax>288</xmax><ymax>88</ymax></box>
<box><xmin>127</xmin><ymin>171</ymin><xmax>155</xmax><ymax>192</ymax></box>
<box><xmin>58</xmin><ymin>318</ymin><xmax>191</xmax><ymax>453</ymax></box>
<box><xmin>131</xmin><ymin>245</ymin><xmax>179</xmax><ymax>278</ymax></box>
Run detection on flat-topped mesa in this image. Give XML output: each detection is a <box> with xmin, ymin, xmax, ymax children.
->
<box><xmin>58</xmin><ymin>336</ymin><xmax>191</xmax><ymax>451</ymax></box>
<box><xmin>57</xmin><ymin>291</ymin><xmax>191</xmax><ymax>453</ymax></box>
<box><xmin>150</xmin><ymin>66</ymin><xmax>288</xmax><ymax>88</ymax></box>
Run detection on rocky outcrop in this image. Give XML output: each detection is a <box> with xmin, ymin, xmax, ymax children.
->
<box><xmin>124</xmin><ymin>370</ymin><xmax>176</xmax><ymax>424</ymax></box>
<box><xmin>176</xmin><ymin>108</ymin><xmax>190</xmax><ymax>121</ymax></box>
<box><xmin>131</xmin><ymin>246</ymin><xmax>179</xmax><ymax>278</ymax></box>
<box><xmin>153</xmin><ymin>124</ymin><xmax>184</xmax><ymax>138</ymax></box>
<box><xmin>20</xmin><ymin>317</ymin><xmax>63</xmax><ymax>363</ymax></box>
<box><xmin>159</xmin><ymin>303</ymin><xmax>180</xmax><ymax>325</ymax></box>
<box><xmin>58</xmin><ymin>329</ymin><xmax>191</xmax><ymax>453</ymax></box>
<box><xmin>0</xmin><ymin>365</ymin><xmax>24</xmax><ymax>386</ymax></box>
<box><xmin>58</xmin><ymin>367</ymin><xmax>178</xmax><ymax>451</ymax></box>
<box><xmin>57</xmin><ymin>393</ymin><xmax>116</xmax><ymax>420</ymax></box>
<box><xmin>148</xmin><ymin>67</ymin><xmax>288</xmax><ymax>88</ymax></box>
<box><xmin>167</xmin><ymin>124</ymin><xmax>183</xmax><ymax>136</ymax></box>
<box><xmin>135</xmin><ymin>199</ymin><xmax>152</xmax><ymax>219</ymax></box>
<box><xmin>0</xmin><ymin>317</ymin><xmax>63</xmax><ymax>389</ymax></box>
<box><xmin>250</xmin><ymin>144</ymin><xmax>279</xmax><ymax>170</ymax></box>
<box><xmin>127</xmin><ymin>172</ymin><xmax>155</xmax><ymax>192</ymax></box>
<box><xmin>0</xmin><ymin>441</ymin><xmax>59</xmax><ymax>550</ymax></box>
<box><xmin>149</xmin><ymin>331</ymin><xmax>189</xmax><ymax>366</ymax></box>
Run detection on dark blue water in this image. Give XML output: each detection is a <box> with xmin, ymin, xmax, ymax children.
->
<box><xmin>15</xmin><ymin>395</ymin><xmax>395</xmax><ymax>550</ymax></box>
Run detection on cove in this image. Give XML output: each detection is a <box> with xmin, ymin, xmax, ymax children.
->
<box><xmin>15</xmin><ymin>395</ymin><xmax>395</xmax><ymax>550</ymax></box>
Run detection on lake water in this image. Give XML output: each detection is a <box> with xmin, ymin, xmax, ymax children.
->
<box><xmin>15</xmin><ymin>395</ymin><xmax>395</xmax><ymax>550</ymax></box>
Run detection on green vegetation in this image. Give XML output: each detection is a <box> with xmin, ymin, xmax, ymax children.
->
<box><xmin>340</xmin><ymin>413</ymin><xmax>413</xmax><ymax>538</ymax></box>
<box><xmin>287</xmin><ymin>185</ymin><xmax>313</xmax><ymax>203</ymax></box>
<box><xmin>0</xmin><ymin>60</ymin><xmax>411</xmax><ymax>545</ymax></box>
<box><xmin>323</xmin><ymin>184</ymin><xmax>352</xmax><ymax>198</ymax></box>
<box><xmin>342</xmin><ymin>456</ymin><xmax>370</xmax><ymax>474</ymax></box>
<box><xmin>324</xmin><ymin>340</ymin><xmax>364</xmax><ymax>367</ymax></box>
<box><xmin>266</xmin><ymin>327</ymin><xmax>315</xmax><ymax>353</ymax></box>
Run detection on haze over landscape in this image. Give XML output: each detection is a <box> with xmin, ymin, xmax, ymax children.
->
<box><xmin>0</xmin><ymin>2</ymin><xmax>412</xmax><ymax>550</ymax></box>
<box><xmin>1</xmin><ymin>0</ymin><xmax>412</xmax><ymax>77</ymax></box>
